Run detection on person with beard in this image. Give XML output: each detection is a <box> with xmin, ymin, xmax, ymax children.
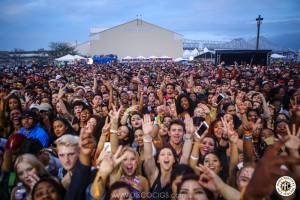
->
<box><xmin>19</xmin><ymin>111</ymin><xmax>49</xmax><ymax>147</ymax></box>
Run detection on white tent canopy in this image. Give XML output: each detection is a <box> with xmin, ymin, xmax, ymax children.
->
<box><xmin>73</xmin><ymin>55</ymin><xmax>86</xmax><ymax>60</ymax></box>
<box><xmin>123</xmin><ymin>56</ymin><xmax>133</xmax><ymax>60</ymax></box>
<box><xmin>174</xmin><ymin>57</ymin><xmax>189</xmax><ymax>62</ymax></box>
<box><xmin>55</xmin><ymin>54</ymin><xmax>75</xmax><ymax>62</ymax></box>
<box><xmin>136</xmin><ymin>56</ymin><xmax>146</xmax><ymax>59</ymax></box>
<box><xmin>160</xmin><ymin>56</ymin><xmax>171</xmax><ymax>59</ymax></box>
<box><xmin>271</xmin><ymin>53</ymin><xmax>286</xmax><ymax>59</ymax></box>
<box><xmin>190</xmin><ymin>48</ymin><xmax>199</xmax><ymax>56</ymax></box>
<box><xmin>149</xmin><ymin>56</ymin><xmax>158</xmax><ymax>59</ymax></box>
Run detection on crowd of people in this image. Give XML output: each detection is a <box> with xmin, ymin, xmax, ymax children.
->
<box><xmin>0</xmin><ymin>61</ymin><xmax>299</xmax><ymax>200</ymax></box>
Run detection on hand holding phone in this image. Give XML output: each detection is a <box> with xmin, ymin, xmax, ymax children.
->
<box><xmin>216</xmin><ymin>94</ymin><xmax>225</xmax><ymax>105</ymax></box>
<box><xmin>195</xmin><ymin>121</ymin><xmax>209</xmax><ymax>139</ymax></box>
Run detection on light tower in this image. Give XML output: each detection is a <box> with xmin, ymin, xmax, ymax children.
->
<box><xmin>256</xmin><ymin>15</ymin><xmax>263</xmax><ymax>50</ymax></box>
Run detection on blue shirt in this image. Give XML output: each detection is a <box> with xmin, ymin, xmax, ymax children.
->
<box><xmin>19</xmin><ymin>124</ymin><xmax>49</xmax><ymax>147</ymax></box>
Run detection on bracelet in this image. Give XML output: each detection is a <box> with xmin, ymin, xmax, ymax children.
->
<box><xmin>110</xmin><ymin>129</ymin><xmax>118</xmax><ymax>134</ymax></box>
<box><xmin>143</xmin><ymin>135</ymin><xmax>153</xmax><ymax>143</ymax></box>
<box><xmin>190</xmin><ymin>155</ymin><xmax>199</xmax><ymax>160</ymax></box>
<box><xmin>243</xmin><ymin>135</ymin><xmax>253</xmax><ymax>141</ymax></box>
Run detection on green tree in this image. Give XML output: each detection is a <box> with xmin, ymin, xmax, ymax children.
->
<box><xmin>48</xmin><ymin>42</ymin><xmax>77</xmax><ymax>58</ymax></box>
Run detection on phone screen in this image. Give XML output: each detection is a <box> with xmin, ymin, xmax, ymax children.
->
<box><xmin>104</xmin><ymin>142</ymin><xmax>112</xmax><ymax>152</ymax></box>
<box><xmin>196</xmin><ymin>122</ymin><xmax>209</xmax><ymax>138</ymax></box>
<box><xmin>216</xmin><ymin>94</ymin><xmax>225</xmax><ymax>105</ymax></box>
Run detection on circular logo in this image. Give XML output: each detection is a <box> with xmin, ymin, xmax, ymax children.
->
<box><xmin>276</xmin><ymin>176</ymin><xmax>296</xmax><ymax>197</ymax></box>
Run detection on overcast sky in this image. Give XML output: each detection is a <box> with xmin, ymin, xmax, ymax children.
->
<box><xmin>0</xmin><ymin>0</ymin><xmax>299</xmax><ymax>51</ymax></box>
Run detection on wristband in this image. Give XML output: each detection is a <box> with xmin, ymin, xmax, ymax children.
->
<box><xmin>110</xmin><ymin>129</ymin><xmax>118</xmax><ymax>134</ymax></box>
<box><xmin>190</xmin><ymin>155</ymin><xmax>199</xmax><ymax>160</ymax></box>
<box><xmin>243</xmin><ymin>135</ymin><xmax>253</xmax><ymax>141</ymax></box>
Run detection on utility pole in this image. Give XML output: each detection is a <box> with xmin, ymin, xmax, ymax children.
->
<box><xmin>256</xmin><ymin>15</ymin><xmax>263</xmax><ymax>50</ymax></box>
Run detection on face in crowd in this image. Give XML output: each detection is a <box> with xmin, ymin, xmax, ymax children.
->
<box><xmin>168</xmin><ymin>123</ymin><xmax>184</xmax><ymax>145</ymax></box>
<box><xmin>57</xmin><ymin>145</ymin><xmax>79</xmax><ymax>172</ymax></box>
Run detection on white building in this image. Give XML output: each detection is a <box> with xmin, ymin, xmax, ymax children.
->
<box><xmin>75</xmin><ymin>19</ymin><xmax>183</xmax><ymax>59</ymax></box>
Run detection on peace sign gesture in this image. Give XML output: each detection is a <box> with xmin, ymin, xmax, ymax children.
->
<box><xmin>221</xmin><ymin>117</ymin><xmax>238</xmax><ymax>144</ymax></box>
<box><xmin>101</xmin><ymin>117</ymin><xmax>111</xmax><ymax>135</ymax></box>
<box><xmin>58</xmin><ymin>84</ymin><xmax>67</xmax><ymax>99</ymax></box>
<box><xmin>109</xmin><ymin>104</ymin><xmax>122</xmax><ymax>122</ymax></box>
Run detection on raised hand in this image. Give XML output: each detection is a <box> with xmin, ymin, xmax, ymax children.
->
<box><xmin>244</xmin><ymin>138</ymin><xmax>300</xmax><ymax>199</ymax></box>
<box><xmin>109</xmin><ymin>104</ymin><xmax>122</xmax><ymax>122</ymax></box>
<box><xmin>58</xmin><ymin>84</ymin><xmax>67</xmax><ymax>99</ymax></box>
<box><xmin>184</xmin><ymin>114</ymin><xmax>195</xmax><ymax>135</ymax></box>
<box><xmin>28</xmin><ymin>173</ymin><xmax>40</xmax><ymax>190</ymax></box>
<box><xmin>197</xmin><ymin>164</ymin><xmax>223</xmax><ymax>193</ymax></box>
<box><xmin>221</xmin><ymin>117</ymin><xmax>238</xmax><ymax>144</ymax></box>
<box><xmin>79</xmin><ymin>124</ymin><xmax>96</xmax><ymax>158</ymax></box>
<box><xmin>103</xmin><ymin>80</ymin><xmax>112</xmax><ymax>91</ymax></box>
<box><xmin>61</xmin><ymin>171</ymin><xmax>72</xmax><ymax>189</ymax></box>
<box><xmin>96</xmin><ymin>146</ymin><xmax>128</xmax><ymax>176</ymax></box>
<box><xmin>169</xmin><ymin>102</ymin><xmax>178</xmax><ymax>118</ymax></box>
<box><xmin>142</xmin><ymin>114</ymin><xmax>153</xmax><ymax>135</ymax></box>
<box><xmin>101</xmin><ymin>117</ymin><xmax>111</xmax><ymax>135</ymax></box>
<box><xmin>280</xmin><ymin>124</ymin><xmax>300</xmax><ymax>151</ymax></box>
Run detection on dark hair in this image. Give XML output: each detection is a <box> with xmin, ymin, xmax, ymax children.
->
<box><xmin>168</xmin><ymin>119</ymin><xmax>186</xmax><ymax>133</ymax></box>
<box><xmin>176</xmin><ymin>174</ymin><xmax>214</xmax><ymax>199</ymax></box>
<box><xmin>106</xmin><ymin>181</ymin><xmax>135</xmax><ymax>200</ymax></box>
<box><xmin>246</xmin><ymin>109</ymin><xmax>259</xmax><ymax>118</ymax></box>
<box><xmin>5</xmin><ymin>95</ymin><xmax>22</xmax><ymax>113</ymax></box>
<box><xmin>170</xmin><ymin>164</ymin><xmax>194</xmax><ymax>185</ymax></box>
<box><xmin>166</xmin><ymin>83</ymin><xmax>175</xmax><ymax>89</ymax></box>
<box><xmin>52</xmin><ymin>117</ymin><xmax>75</xmax><ymax>136</ymax></box>
<box><xmin>129</xmin><ymin>111</ymin><xmax>143</xmax><ymax>129</ymax></box>
<box><xmin>19</xmin><ymin>138</ymin><xmax>43</xmax><ymax>155</ymax></box>
<box><xmin>223</xmin><ymin>103</ymin><xmax>235</xmax><ymax>113</ymax></box>
<box><xmin>32</xmin><ymin>177</ymin><xmax>65</xmax><ymax>200</ymax></box>
<box><xmin>118</xmin><ymin>125</ymin><xmax>134</xmax><ymax>147</ymax></box>
<box><xmin>155</xmin><ymin>147</ymin><xmax>177</xmax><ymax>168</ymax></box>
<box><xmin>202</xmin><ymin>152</ymin><xmax>228</xmax><ymax>181</ymax></box>
<box><xmin>175</xmin><ymin>93</ymin><xmax>195</xmax><ymax>116</ymax></box>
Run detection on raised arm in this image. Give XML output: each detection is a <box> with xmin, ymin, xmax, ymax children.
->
<box><xmin>104</xmin><ymin>80</ymin><xmax>113</xmax><ymax>110</ymax></box>
<box><xmin>93</xmin><ymin>76</ymin><xmax>98</xmax><ymax>94</ymax></box>
<box><xmin>65</xmin><ymin>122</ymin><xmax>96</xmax><ymax>200</ymax></box>
<box><xmin>109</xmin><ymin>105</ymin><xmax>122</xmax><ymax>154</ymax></box>
<box><xmin>189</xmin><ymin>130</ymin><xmax>209</xmax><ymax>175</ymax></box>
<box><xmin>91</xmin><ymin>146</ymin><xmax>128</xmax><ymax>199</ymax></box>
<box><xmin>198</xmin><ymin>165</ymin><xmax>240</xmax><ymax>200</ymax></box>
<box><xmin>180</xmin><ymin>116</ymin><xmax>194</xmax><ymax>164</ymax></box>
<box><xmin>57</xmin><ymin>85</ymin><xmax>72</xmax><ymax>120</ymax></box>
<box><xmin>142</xmin><ymin>114</ymin><xmax>159</xmax><ymax>185</ymax></box>
<box><xmin>93</xmin><ymin>117</ymin><xmax>111</xmax><ymax>164</ymax></box>
<box><xmin>221</xmin><ymin>117</ymin><xmax>239</xmax><ymax>186</ymax></box>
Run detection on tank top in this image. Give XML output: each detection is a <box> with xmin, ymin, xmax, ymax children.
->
<box><xmin>149</xmin><ymin>171</ymin><xmax>172</xmax><ymax>200</ymax></box>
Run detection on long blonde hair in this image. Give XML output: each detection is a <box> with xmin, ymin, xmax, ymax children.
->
<box><xmin>119</xmin><ymin>147</ymin><xmax>142</xmax><ymax>177</ymax></box>
<box><xmin>14</xmin><ymin>154</ymin><xmax>50</xmax><ymax>180</ymax></box>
